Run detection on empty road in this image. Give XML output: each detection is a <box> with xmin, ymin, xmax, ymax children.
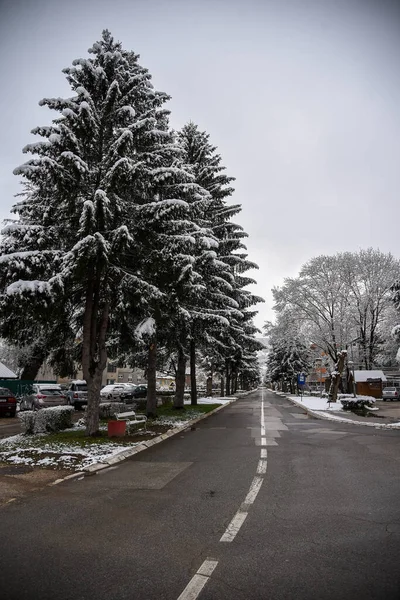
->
<box><xmin>1</xmin><ymin>389</ymin><xmax>399</xmax><ymax>600</ymax></box>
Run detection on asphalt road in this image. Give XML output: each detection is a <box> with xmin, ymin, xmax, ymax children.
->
<box><xmin>1</xmin><ymin>389</ymin><xmax>399</xmax><ymax>600</ymax></box>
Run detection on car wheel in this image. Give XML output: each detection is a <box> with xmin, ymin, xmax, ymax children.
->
<box><xmin>31</xmin><ymin>402</ymin><xmax>36</xmax><ymax>411</ymax></box>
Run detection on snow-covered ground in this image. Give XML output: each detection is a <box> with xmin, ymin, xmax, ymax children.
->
<box><xmin>285</xmin><ymin>395</ymin><xmax>345</xmax><ymax>412</ymax></box>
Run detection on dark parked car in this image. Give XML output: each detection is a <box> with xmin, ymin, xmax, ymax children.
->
<box><xmin>132</xmin><ymin>385</ymin><xmax>147</xmax><ymax>399</ymax></box>
<box><xmin>0</xmin><ymin>387</ymin><xmax>17</xmax><ymax>418</ymax></box>
<box><xmin>20</xmin><ymin>384</ymin><xmax>67</xmax><ymax>410</ymax></box>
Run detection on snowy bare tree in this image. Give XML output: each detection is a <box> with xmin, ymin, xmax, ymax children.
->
<box><xmin>273</xmin><ymin>250</ymin><xmax>399</xmax><ymax>370</ymax></box>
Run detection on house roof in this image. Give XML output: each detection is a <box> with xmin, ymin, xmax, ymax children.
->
<box><xmin>0</xmin><ymin>361</ymin><xmax>18</xmax><ymax>379</ymax></box>
<box><xmin>354</xmin><ymin>370</ymin><xmax>387</xmax><ymax>382</ymax></box>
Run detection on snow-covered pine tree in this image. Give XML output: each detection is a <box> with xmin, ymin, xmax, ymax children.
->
<box><xmin>0</xmin><ymin>31</ymin><xmax>208</xmax><ymax>433</ymax></box>
<box><xmin>177</xmin><ymin>123</ymin><xmax>264</xmax><ymax>398</ymax></box>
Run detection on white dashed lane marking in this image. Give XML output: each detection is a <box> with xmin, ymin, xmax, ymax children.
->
<box><xmin>177</xmin><ymin>559</ymin><xmax>218</xmax><ymax>600</ymax></box>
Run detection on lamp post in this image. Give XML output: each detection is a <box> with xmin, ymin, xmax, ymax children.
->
<box><xmin>348</xmin><ymin>360</ymin><xmax>356</xmax><ymax>397</ymax></box>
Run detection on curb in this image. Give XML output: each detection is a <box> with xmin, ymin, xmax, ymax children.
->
<box><xmin>51</xmin><ymin>395</ymin><xmax>245</xmax><ymax>486</ymax></box>
<box><xmin>270</xmin><ymin>390</ymin><xmax>400</xmax><ymax>430</ymax></box>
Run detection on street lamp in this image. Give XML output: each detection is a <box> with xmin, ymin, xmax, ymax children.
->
<box><xmin>347</xmin><ymin>360</ymin><xmax>356</xmax><ymax>397</ymax></box>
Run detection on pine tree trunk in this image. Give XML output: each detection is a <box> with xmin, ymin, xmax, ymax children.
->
<box><xmin>174</xmin><ymin>346</ymin><xmax>186</xmax><ymax>409</ymax></box>
<box><xmin>206</xmin><ymin>372</ymin><xmax>213</xmax><ymax>397</ymax></box>
<box><xmin>226</xmin><ymin>363</ymin><xmax>231</xmax><ymax>396</ymax></box>
<box><xmin>82</xmin><ymin>282</ymin><xmax>109</xmax><ymax>436</ymax></box>
<box><xmin>146</xmin><ymin>340</ymin><xmax>157</xmax><ymax>418</ymax></box>
<box><xmin>85</xmin><ymin>371</ymin><xmax>103</xmax><ymax>436</ymax></box>
<box><xmin>190</xmin><ymin>338</ymin><xmax>197</xmax><ymax>406</ymax></box>
<box><xmin>220</xmin><ymin>376</ymin><xmax>225</xmax><ymax>397</ymax></box>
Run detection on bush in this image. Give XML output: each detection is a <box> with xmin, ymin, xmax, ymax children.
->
<box><xmin>19</xmin><ymin>406</ymin><xmax>74</xmax><ymax>434</ymax></box>
<box><xmin>98</xmin><ymin>402</ymin><xmax>126</xmax><ymax>419</ymax></box>
<box><xmin>339</xmin><ymin>394</ymin><xmax>376</xmax><ymax>410</ymax></box>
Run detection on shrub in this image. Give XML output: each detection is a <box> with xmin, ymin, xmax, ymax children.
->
<box><xmin>18</xmin><ymin>406</ymin><xmax>74</xmax><ymax>434</ymax></box>
<box><xmin>99</xmin><ymin>402</ymin><xmax>126</xmax><ymax>419</ymax></box>
<box><xmin>339</xmin><ymin>394</ymin><xmax>376</xmax><ymax>410</ymax></box>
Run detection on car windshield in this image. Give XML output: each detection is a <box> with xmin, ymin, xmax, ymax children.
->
<box><xmin>385</xmin><ymin>387</ymin><xmax>396</xmax><ymax>391</ymax></box>
<box><xmin>40</xmin><ymin>389</ymin><xmax>62</xmax><ymax>396</ymax></box>
<box><xmin>76</xmin><ymin>384</ymin><xmax>87</xmax><ymax>391</ymax></box>
<box><xmin>0</xmin><ymin>387</ymin><xmax>12</xmax><ymax>395</ymax></box>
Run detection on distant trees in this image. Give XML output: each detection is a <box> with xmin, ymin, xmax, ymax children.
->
<box><xmin>265</xmin><ymin>314</ymin><xmax>310</xmax><ymax>392</ymax></box>
<box><xmin>271</xmin><ymin>249</ymin><xmax>399</xmax><ymax>373</ymax></box>
<box><xmin>0</xmin><ymin>31</ymin><xmax>262</xmax><ymax>433</ymax></box>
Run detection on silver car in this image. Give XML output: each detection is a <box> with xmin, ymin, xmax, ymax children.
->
<box><xmin>20</xmin><ymin>384</ymin><xmax>67</xmax><ymax>410</ymax></box>
<box><xmin>382</xmin><ymin>387</ymin><xmax>399</xmax><ymax>401</ymax></box>
<box><xmin>66</xmin><ymin>380</ymin><xmax>88</xmax><ymax>410</ymax></box>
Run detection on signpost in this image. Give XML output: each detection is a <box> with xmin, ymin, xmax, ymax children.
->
<box><xmin>297</xmin><ymin>373</ymin><xmax>305</xmax><ymax>400</ymax></box>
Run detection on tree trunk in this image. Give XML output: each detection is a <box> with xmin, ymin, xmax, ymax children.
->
<box><xmin>82</xmin><ymin>282</ymin><xmax>109</xmax><ymax>436</ymax></box>
<box><xmin>85</xmin><ymin>370</ymin><xmax>103</xmax><ymax>436</ymax></box>
<box><xmin>146</xmin><ymin>340</ymin><xmax>157</xmax><ymax>418</ymax></box>
<box><xmin>328</xmin><ymin>350</ymin><xmax>347</xmax><ymax>403</ymax></box>
<box><xmin>20</xmin><ymin>343</ymin><xmax>48</xmax><ymax>381</ymax></box>
<box><xmin>174</xmin><ymin>346</ymin><xmax>186</xmax><ymax>409</ymax></box>
<box><xmin>190</xmin><ymin>338</ymin><xmax>197</xmax><ymax>406</ymax></box>
<box><xmin>226</xmin><ymin>363</ymin><xmax>231</xmax><ymax>396</ymax></box>
<box><xmin>206</xmin><ymin>373</ymin><xmax>213</xmax><ymax>397</ymax></box>
<box><xmin>220</xmin><ymin>376</ymin><xmax>225</xmax><ymax>397</ymax></box>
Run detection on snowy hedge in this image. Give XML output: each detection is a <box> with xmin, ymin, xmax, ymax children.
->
<box><xmin>339</xmin><ymin>395</ymin><xmax>376</xmax><ymax>410</ymax></box>
<box><xmin>98</xmin><ymin>402</ymin><xmax>126</xmax><ymax>419</ymax></box>
<box><xmin>19</xmin><ymin>406</ymin><xmax>74</xmax><ymax>434</ymax></box>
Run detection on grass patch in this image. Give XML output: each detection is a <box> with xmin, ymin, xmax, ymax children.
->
<box><xmin>143</xmin><ymin>402</ymin><xmax>221</xmax><ymax>419</ymax></box>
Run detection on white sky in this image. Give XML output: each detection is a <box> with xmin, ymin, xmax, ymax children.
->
<box><xmin>1</xmin><ymin>0</ymin><xmax>400</xmax><ymax>331</ymax></box>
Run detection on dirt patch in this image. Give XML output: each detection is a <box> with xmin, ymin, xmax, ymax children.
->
<box><xmin>0</xmin><ymin>464</ymin><xmax>69</xmax><ymax>507</ymax></box>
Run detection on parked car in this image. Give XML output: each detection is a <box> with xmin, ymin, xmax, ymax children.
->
<box><xmin>100</xmin><ymin>383</ymin><xmax>126</xmax><ymax>401</ymax></box>
<box><xmin>382</xmin><ymin>387</ymin><xmax>399</xmax><ymax>401</ymax></box>
<box><xmin>20</xmin><ymin>384</ymin><xmax>67</xmax><ymax>411</ymax></box>
<box><xmin>66</xmin><ymin>380</ymin><xmax>88</xmax><ymax>410</ymax></box>
<box><xmin>0</xmin><ymin>387</ymin><xmax>17</xmax><ymax>418</ymax></box>
<box><xmin>132</xmin><ymin>384</ymin><xmax>147</xmax><ymax>399</ymax></box>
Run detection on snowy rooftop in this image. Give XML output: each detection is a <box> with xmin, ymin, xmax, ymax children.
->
<box><xmin>354</xmin><ymin>370</ymin><xmax>387</xmax><ymax>382</ymax></box>
<box><xmin>0</xmin><ymin>361</ymin><xmax>17</xmax><ymax>379</ymax></box>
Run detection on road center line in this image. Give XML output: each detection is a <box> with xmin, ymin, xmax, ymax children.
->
<box><xmin>177</xmin><ymin>559</ymin><xmax>218</xmax><ymax>600</ymax></box>
<box><xmin>219</xmin><ymin>393</ymin><xmax>267</xmax><ymax>544</ymax></box>
<box><xmin>244</xmin><ymin>475</ymin><xmax>264</xmax><ymax>504</ymax></box>
<box><xmin>257</xmin><ymin>459</ymin><xmax>267</xmax><ymax>474</ymax></box>
<box><xmin>220</xmin><ymin>511</ymin><xmax>248</xmax><ymax>542</ymax></box>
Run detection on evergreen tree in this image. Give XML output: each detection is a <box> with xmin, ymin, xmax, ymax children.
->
<box><xmin>0</xmin><ymin>31</ymin><xmax>210</xmax><ymax>433</ymax></box>
<box><xmin>177</xmin><ymin>122</ymin><xmax>263</xmax><ymax>397</ymax></box>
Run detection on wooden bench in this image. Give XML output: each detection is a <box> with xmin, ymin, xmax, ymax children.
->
<box><xmin>116</xmin><ymin>411</ymin><xmax>147</xmax><ymax>433</ymax></box>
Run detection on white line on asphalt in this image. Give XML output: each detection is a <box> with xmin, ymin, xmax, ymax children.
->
<box><xmin>219</xmin><ymin>392</ymin><xmax>268</xmax><ymax>545</ymax></box>
<box><xmin>244</xmin><ymin>476</ymin><xmax>264</xmax><ymax>504</ymax></box>
<box><xmin>220</xmin><ymin>511</ymin><xmax>248</xmax><ymax>542</ymax></box>
<box><xmin>257</xmin><ymin>459</ymin><xmax>267</xmax><ymax>474</ymax></box>
<box><xmin>177</xmin><ymin>559</ymin><xmax>218</xmax><ymax>600</ymax></box>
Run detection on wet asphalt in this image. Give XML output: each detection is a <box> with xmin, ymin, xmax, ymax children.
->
<box><xmin>1</xmin><ymin>389</ymin><xmax>399</xmax><ymax>600</ymax></box>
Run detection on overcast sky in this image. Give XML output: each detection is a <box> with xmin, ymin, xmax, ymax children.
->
<box><xmin>1</xmin><ymin>0</ymin><xmax>400</xmax><ymax>331</ymax></box>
